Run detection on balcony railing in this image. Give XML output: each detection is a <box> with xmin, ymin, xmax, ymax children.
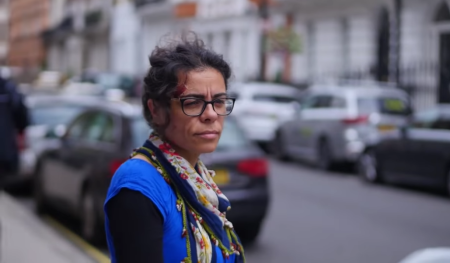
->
<box><xmin>84</xmin><ymin>10</ymin><xmax>102</xmax><ymax>27</ymax></box>
<box><xmin>135</xmin><ymin>0</ymin><xmax>165</xmax><ymax>8</ymax></box>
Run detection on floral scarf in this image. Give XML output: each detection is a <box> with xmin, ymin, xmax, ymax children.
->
<box><xmin>132</xmin><ymin>133</ymin><xmax>245</xmax><ymax>263</ymax></box>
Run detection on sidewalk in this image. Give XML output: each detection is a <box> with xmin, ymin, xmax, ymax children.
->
<box><xmin>0</xmin><ymin>192</ymin><xmax>97</xmax><ymax>263</ymax></box>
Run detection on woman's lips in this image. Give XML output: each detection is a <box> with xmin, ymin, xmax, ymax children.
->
<box><xmin>195</xmin><ymin>131</ymin><xmax>219</xmax><ymax>139</ymax></box>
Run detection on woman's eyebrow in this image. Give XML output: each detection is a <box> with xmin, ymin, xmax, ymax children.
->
<box><xmin>181</xmin><ymin>93</ymin><xmax>227</xmax><ymax>99</ymax></box>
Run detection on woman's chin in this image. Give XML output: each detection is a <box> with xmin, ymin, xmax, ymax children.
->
<box><xmin>195</xmin><ymin>142</ymin><xmax>218</xmax><ymax>154</ymax></box>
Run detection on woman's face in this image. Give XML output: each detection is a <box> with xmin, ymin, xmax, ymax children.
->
<box><xmin>163</xmin><ymin>68</ymin><xmax>227</xmax><ymax>163</ymax></box>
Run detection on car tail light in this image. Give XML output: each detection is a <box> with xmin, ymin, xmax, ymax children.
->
<box><xmin>342</xmin><ymin>115</ymin><xmax>369</xmax><ymax>125</ymax></box>
<box><xmin>237</xmin><ymin>158</ymin><xmax>268</xmax><ymax>178</ymax></box>
<box><xmin>17</xmin><ymin>132</ymin><xmax>26</xmax><ymax>152</ymax></box>
<box><xmin>109</xmin><ymin>159</ymin><xmax>127</xmax><ymax>177</ymax></box>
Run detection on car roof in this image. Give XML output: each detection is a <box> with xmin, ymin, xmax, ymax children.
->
<box><xmin>229</xmin><ymin>81</ymin><xmax>300</xmax><ymax>96</ymax></box>
<box><xmin>27</xmin><ymin>94</ymin><xmax>142</xmax><ymax>117</ymax></box>
<box><xmin>307</xmin><ymin>84</ymin><xmax>408</xmax><ymax>98</ymax></box>
<box><xmin>82</xmin><ymin>99</ymin><xmax>142</xmax><ymax>118</ymax></box>
<box><xmin>26</xmin><ymin>94</ymin><xmax>105</xmax><ymax>107</ymax></box>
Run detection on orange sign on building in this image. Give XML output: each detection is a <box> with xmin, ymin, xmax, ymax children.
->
<box><xmin>174</xmin><ymin>2</ymin><xmax>198</xmax><ymax>18</ymax></box>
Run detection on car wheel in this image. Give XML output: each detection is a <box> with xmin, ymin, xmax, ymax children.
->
<box><xmin>358</xmin><ymin>150</ymin><xmax>382</xmax><ymax>184</ymax></box>
<box><xmin>34</xmin><ymin>163</ymin><xmax>48</xmax><ymax>215</ymax></box>
<box><xmin>80</xmin><ymin>186</ymin><xmax>102</xmax><ymax>244</ymax></box>
<box><xmin>317</xmin><ymin>139</ymin><xmax>332</xmax><ymax>171</ymax></box>
<box><xmin>273</xmin><ymin>132</ymin><xmax>289</xmax><ymax>161</ymax></box>
<box><xmin>237</xmin><ymin>221</ymin><xmax>262</xmax><ymax>245</ymax></box>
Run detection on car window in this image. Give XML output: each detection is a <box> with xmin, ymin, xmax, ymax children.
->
<box><xmin>330</xmin><ymin>96</ymin><xmax>347</xmax><ymax>108</ymax></box>
<box><xmin>31</xmin><ymin>105</ymin><xmax>85</xmax><ymax>127</ymax></box>
<box><xmin>84</xmin><ymin>112</ymin><xmax>115</xmax><ymax>143</ymax></box>
<box><xmin>228</xmin><ymin>91</ymin><xmax>239</xmax><ymax>100</ymax></box>
<box><xmin>66</xmin><ymin>113</ymin><xmax>92</xmax><ymax>140</ymax></box>
<box><xmin>358</xmin><ymin>97</ymin><xmax>411</xmax><ymax>115</ymax></box>
<box><xmin>101</xmin><ymin>114</ymin><xmax>116</xmax><ymax>143</ymax></box>
<box><xmin>216</xmin><ymin>118</ymin><xmax>250</xmax><ymax>151</ymax></box>
<box><xmin>412</xmin><ymin>108</ymin><xmax>450</xmax><ymax>130</ymax></box>
<box><xmin>252</xmin><ymin>94</ymin><xmax>300</xmax><ymax>103</ymax></box>
<box><xmin>301</xmin><ymin>95</ymin><xmax>332</xmax><ymax>109</ymax></box>
<box><xmin>131</xmin><ymin>117</ymin><xmax>153</xmax><ymax>147</ymax></box>
<box><xmin>412</xmin><ymin>109</ymin><xmax>439</xmax><ymax>128</ymax></box>
<box><xmin>431</xmin><ymin>119</ymin><xmax>450</xmax><ymax>130</ymax></box>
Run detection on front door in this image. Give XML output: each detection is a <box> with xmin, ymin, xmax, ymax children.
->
<box><xmin>438</xmin><ymin>33</ymin><xmax>450</xmax><ymax>103</ymax></box>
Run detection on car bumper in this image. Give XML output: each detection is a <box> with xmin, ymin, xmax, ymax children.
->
<box><xmin>223</xmin><ymin>187</ymin><xmax>269</xmax><ymax>224</ymax></box>
<box><xmin>18</xmin><ymin>149</ymin><xmax>36</xmax><ymax>179</ymax></box>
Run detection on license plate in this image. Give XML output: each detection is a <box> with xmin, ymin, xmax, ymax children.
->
<box><xmin>378</xmin><ymin>125</ymin><xmax>396</xmax><ymax>132</ymax></box>
<box><xmin>213</xmin><ymin>169</ymin><xmax>230</xmax><ymax>185</ymax></box>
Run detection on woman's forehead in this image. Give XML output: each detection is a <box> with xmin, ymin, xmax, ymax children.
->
<box><xmin>183</xmin><ymin>69</ymin><xmax>226</xmax><ymax>94</ymax></box>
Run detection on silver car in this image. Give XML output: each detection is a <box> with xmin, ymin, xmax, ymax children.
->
<box><xmin>18</xmin><ymin>95</ymin><xmax>101</xmax><ymax>182</ymax></box>
<box><xmin>229</xmin><ymin>82</ymin><xmax>302</xmax><ymax>146</ymax></box>
<box><xmin>273</xmin><ymin>83</ymin><xmax>412</xmax><ymax>170</ymax></box>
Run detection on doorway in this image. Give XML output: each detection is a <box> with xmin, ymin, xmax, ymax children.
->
<box><xmin>439</xmin><ymin>33</ymin><xmax>450</xmax><ymax>103</ymax></box>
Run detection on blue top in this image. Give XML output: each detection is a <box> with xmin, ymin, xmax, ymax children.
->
<box><xmin>104</xmin><ymin>159</ymin><xmax>235</xmax><ymax>263</ymax></box>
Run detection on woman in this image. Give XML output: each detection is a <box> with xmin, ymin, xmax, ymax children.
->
<box><xmin>104</xmin><ymin>33</ymin><xmax>245</xmax><ymax>263</ymax></box>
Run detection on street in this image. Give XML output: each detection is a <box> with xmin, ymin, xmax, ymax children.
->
<box><xmin>14</xmin><ymin>159</ymin><xmax>450</xmax><ymax>263</ymax></box>
<box><xmin>244</xmin><ymin>160</ymin><xmax>450</xmax><ymax>263</ymax></box>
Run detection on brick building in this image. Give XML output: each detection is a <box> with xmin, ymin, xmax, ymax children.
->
<box><xmin>8</xmin><ymin>0</ymin><xmax>50</xmax><ymax>69</ymax></box>
<box><xmin>0</xmin><ymin>0</ymin><xmax>8</xmax><ymax>64</ymax></box>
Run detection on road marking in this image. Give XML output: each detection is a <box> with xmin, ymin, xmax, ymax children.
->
<box><xmin>43</xmin><ymin>216</ymin><xmax>110</xmax><ymax>263</ymax></box>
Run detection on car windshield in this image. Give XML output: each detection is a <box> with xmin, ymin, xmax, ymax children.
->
<box><xmin>132</xmin><ymin>117</ymin><xmax>153</xmax><ymax>147</ymax></box>
<box><xmin>31</xmin><ymin>105</ymin><xmax>85</xmax><ymax>127</ymax></box>
<box><xmin>253</xmin><ymin>93</ymin><xmax>300</xmax><ymax>103</ymax></box>
<box><xmin>358</xmin><ymin>96</ymin><xmax>411</xmax><ymax>116</ymax></box>
<box><xmin>216</xmin><ymin>118</ymin><xmax>251</xmax><ymax>151</ymax></box>
<box><xmin>95</xmin><ymin>73</ymin><xmax>134</xmax><ymax>91</ymax></box>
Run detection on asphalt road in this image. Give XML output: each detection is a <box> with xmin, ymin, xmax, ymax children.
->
<box><xmin>13</xmin><ymin>159</ymin><xmax>450</xmax><ymax>263</ymax></box>
<box><xmin>244</xmin><ymin>160</ymin><xmax>450</xmax><ymax>263</ymax></box>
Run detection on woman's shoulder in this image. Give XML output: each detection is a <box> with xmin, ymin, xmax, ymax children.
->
<box><xmin>106</xmin><ymin>158</ymin><xmax>174</xmax><ymax>208</ymax></box>
<box><xmin>112</xmin><ymin>158</ymin><xmax>162</xmax><ymax>184</ymax></box>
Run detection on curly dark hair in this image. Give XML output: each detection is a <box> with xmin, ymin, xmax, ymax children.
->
<box><xmin>142</xmin><ymin>32</ymin><xmax>232</xmax><ymax>136</ymax></box>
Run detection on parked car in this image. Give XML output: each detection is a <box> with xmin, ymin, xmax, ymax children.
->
<box><xmin>16</xmin><ymin>95</ymin><xmax>98</xmax><ymax>186</ymax></box>
<box><xmin>73</xmin><ymin>70</ymin><xmax>140</xmax><ymax>98</ymax></box>
<box><xmin>358</xmin><ymin>104</ymin><xmax>450</xmax><ymax>195</ymax></box>
<box><xmin>273</xmin><ymin>82</ymin><xmax>412</xmax><ymax>170</ymax></box>
<box><xmin>228</xmin><ymin>82</ymin><xmax>302</xmax><ymax>147</ymax></box>
<box><xmin>34</xmin><ymin>101</ymin><xmax>269</xmax><ymax>244</ymax></box>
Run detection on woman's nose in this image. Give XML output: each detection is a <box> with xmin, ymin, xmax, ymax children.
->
<box><xmin>200</xmin><ymin>103</ymin><xmax>218</xmax><ymax>121</ymax></box>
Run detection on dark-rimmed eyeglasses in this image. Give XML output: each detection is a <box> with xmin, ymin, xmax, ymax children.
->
<box><xmin>173</xmin><ymin>97</ymin><xmax>236</xmax><ymax>117</ymax></box>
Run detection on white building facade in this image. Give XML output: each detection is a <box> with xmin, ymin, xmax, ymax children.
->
<box><xmin>45</xmin><ymin>0</ymin><xmax>112</xmax><ymax>75</ymax></box>
<box><xmin>274</xmin><ymin>0</ymin><xmax>450</xmax><ymax>109</ymax></box>
<box><xmin>137</xmin><ymin>0</ymin><xmax>262</xmax><ymax>81</ymax></box>
<box><xmin>110</xmin><ymin>0</ymin><xmax>141</xmax><ymax>75</ymax></box>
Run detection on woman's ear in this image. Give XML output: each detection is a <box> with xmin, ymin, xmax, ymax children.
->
<box><xmin>147</xmin><ymin>99</ymin><xmax>163</xmax><ymax>125</ymax></box>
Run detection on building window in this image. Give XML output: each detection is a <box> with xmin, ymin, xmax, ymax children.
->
<box><xmin>306</xmin><ymin>21</ymin><xmax>316</xmax><ymax>79</ymax></box>
<box><xmin>341</xmin><ymin>18</ymin><xmax>349</xmax><ymax>75</ymax></box>
<box><xmin>207</xmin><ymin>33</ymin><xmax>213</xmax><ymax>48</ymax></box>
<box><xmin>223</xmin><ymin>31</ymin><xmax>231</xmax><ymax>61</ymax></box>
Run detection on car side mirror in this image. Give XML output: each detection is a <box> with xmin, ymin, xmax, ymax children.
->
<box><xmin>46</xmin><ymin>124</ymin><xmax>67</xmax><ymax>139</ymax></box>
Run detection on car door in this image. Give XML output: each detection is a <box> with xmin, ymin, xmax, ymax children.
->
<box><xmin>290</xmin><ymin>94</ymin><xmax>322</xmax><ymax>157</ymax></box>
<box><xmin>66</xmin><ymin>111</ymin><xmax>122</xmax><ymax>209</ymax></box>
<box><xmin>411</xmin><ymin>115</ymin><xmax>450</xmax><ymax>186</ymax></box>
<box><xmin>401</xmin><ymin>109</ymin><xmax>441</xmax><ymax>180</ymax></box>
<box><xmin>43</xmin><ymin>112</ymin><xmax>93</xmax><ymax>208</ymax></box>
<box><xmin>297</xmin><ymin>95</ymin><xmax>335</xmax><ymax>161</ymax></box>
